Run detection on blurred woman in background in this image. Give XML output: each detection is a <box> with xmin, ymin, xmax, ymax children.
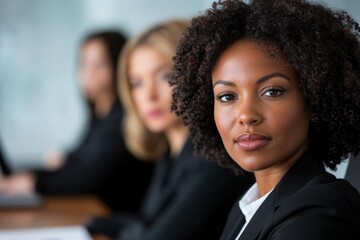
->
<box><xmin>0</xmin><ymin>31</ymin><xmax>154</xmax><ymax>213</ymax></box>
<box><xmin>87</xmin><ymin>19</ymin><xmax>253</xmax><ymax>240</ymax></box>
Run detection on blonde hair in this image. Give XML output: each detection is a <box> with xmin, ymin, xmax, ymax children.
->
<box><xmin>118</xmin><ymin>20</ymin><xmax>189</xmax><ymax>160</ymax></box>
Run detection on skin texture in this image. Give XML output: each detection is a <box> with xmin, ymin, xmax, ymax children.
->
<box><xmin>129</xmin><ymin>46</ymin><xmax>181</xmax><ymax>133</ymax></box>
<box><xmin>212</xmin><ymin>40</ymin><xmax>311</xmax><ymax>195</ymax></box>
<box><xmin>79</xmin><ymin>38</ymin><xmax>114</xmax><ymax>104</ymax></box>
<box><xmin>128</xmin><ymin>45</ymin><xmax>188</xmax><ymax>156</ymax></box>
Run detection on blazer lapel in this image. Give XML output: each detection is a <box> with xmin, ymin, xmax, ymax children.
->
<box><xmin>160</xmin><ymin>138</ymin><xmax>193</xmax><ymax>196</ymax></box>
<box><xmin>141</xmin><ymin>156</ymin><xmax>169</xmax><ymax>219</ymax></box>
<box><xmin>220</xmin><ymin>204</ymin><xmax>246</xmax><ymax>240</ymax></box>
<box><xmin>239</xmin><ymin>193</ymin><xmax>275</xmax><ymax>240</ymax></box>
<box><xmin>239</xmin><ymin>152</ymin><xmax>325</xmax><ymax>240</ymax></box>
<box><xmin>145</xmin><ymin>138</ymin><xmax>193</xmax><ymax>218</ymax></box>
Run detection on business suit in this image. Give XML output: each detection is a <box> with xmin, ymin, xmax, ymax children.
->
<box><xmin>118</xmin><ymin>138</ymin><xmax>254</xmax><ymax>240</ymax></box>
<box><xmin>35</xmin><ymin>101</ymin><xmax>154</xmax><ymax>212</ymax></box>
<box><xmin>220</xmin><ymin>152</ymin><xmax>360</xmax><ymax>240</ymax></box>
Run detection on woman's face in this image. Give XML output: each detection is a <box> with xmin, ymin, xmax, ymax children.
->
<box><xmin>129</xmin><ymin>45</ymin><xmax>180</xmax><ymax>133</ymax></box>
<box><xmin>79</xmin><ymin>39</ymin><xmax>113</xmax><ymax>101</ymax></box>
<box><xmin>212</xmin><ymin>39</ymin><xmax>311</xmax><ymax>176</ymax></box>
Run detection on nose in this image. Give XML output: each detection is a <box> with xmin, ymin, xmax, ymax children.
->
<box><xmin>145</xmin><ymin>79</ymin><xmax>159</xmax><ymax>101</ymax></box>
<box><xmin>237</xmin><ymin>97</ymin><xmax>262</xmax><ymax>126</ymax></box>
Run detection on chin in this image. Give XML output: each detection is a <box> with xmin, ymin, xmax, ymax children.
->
<box><xmin>146</xmin><ymin>123</ymin><xmax>168</xmax><ymax>133</ymax></box>
<box><xmin>231</xmin><ymin>153</ymin><xmax>264</xmax><ymax>172</ymax></box>
<box><xmin>83</xmin><ymin>92</ymin><xmax>96</xmax><ymax>102</ymax></box>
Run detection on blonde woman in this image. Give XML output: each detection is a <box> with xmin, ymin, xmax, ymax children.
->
<box><xmin>87</xmin><ymin>20</ymin><xmax>253</xmax><ymax>240</ymax></box>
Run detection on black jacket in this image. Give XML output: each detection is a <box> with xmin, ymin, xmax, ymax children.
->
<box><xmin>220</xmin><ymin>152</ymin><xmax>360</xmax><ymax>240</ymax></box>
<box><xmin>119</xmin><ymin>138</ymin><xmax>254</xmax><ymax>240</ymax></box>
<box><xmin>345</xmin><ymin>153</ymin><xmax>360</xmax><ymax>192</ymax></box>
<box><xmin>35</xmin><ymin>101</ymin><xmax>154</xmax><ymax>212</ymax></box>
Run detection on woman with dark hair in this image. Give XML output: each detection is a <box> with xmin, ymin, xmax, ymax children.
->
<box><xmin>171</xmin><ymin>0</ymin><xmax>360</xmax><ymax>239</ymax></box>
<box><xmin>0</xmin><ymin>30</ymin><xmax>154</xmax><ymax>213</ymax></box>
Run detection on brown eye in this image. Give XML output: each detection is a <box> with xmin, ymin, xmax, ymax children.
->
<box><xmin>216</xmin><ymin>93</ymin><xmax>236</xmax><ymax>103</ymax></box>
<box><xmin>263</xmin><ymin>87</ymin><xmax>285</xmax><ymax>97</ymax></box>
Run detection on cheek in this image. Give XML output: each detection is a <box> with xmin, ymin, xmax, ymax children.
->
<box><xmin>160</xmin><ymin>84</ymin><xmax>173</xmax><ymax>106</ymax></box>
<box><xmin>80</xmin><ymin>76</ymin><xmax>95</xmax><ymax>95</ymax></box>
<box><xmin>132</xmin><ymin>90</ymin><xmax>147</xmax><ymax>117</ymax></box>
<box><xmin>270</xmin><ymin>99</ymin><xmax>310</xmax><ymax>144</ymax></box>
<box><xmin>98</xmin><ymin>67</ymin><xmax>113</xmax><ymax>87</ymax></box>
<box><xmin>79</xmin><ymin>69</ymin><xmax>91</xmax><ymax>87</ymax></box>
<box><xmin>214</xmin><ymin>103</ymin><xmax>236</xmax><ymax>143</ymax></box>
<box><xmin>161</xmin><ymin>86</ymin><xmax>180</xmax><ymax>123</ymax></box>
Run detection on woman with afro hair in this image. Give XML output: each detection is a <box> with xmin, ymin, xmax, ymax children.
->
<box><xmin>170</xmin><ymin>0</ymin><xmax>360</xmax><ymax>239</ymax></box>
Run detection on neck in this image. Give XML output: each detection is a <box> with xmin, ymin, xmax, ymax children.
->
<box><xmin>254</xmin><ymin>144</ymin><xmax>309</xmax><ymax>197</ymax></box>
<box><xmin>165</xmin><ymin>123</ymin><xmax>189</xmax><ymax>158</ymax></box>
<box><xmin>94</xmin><ymin>91</ymin><xmax>116</xmax><ymax>118</ymax></box>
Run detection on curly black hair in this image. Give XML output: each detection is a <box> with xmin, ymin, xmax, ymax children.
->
<box><xmin>170</xmin><ymin>0</ymin><xmax>360</xmax><ymax>175</ymax></box>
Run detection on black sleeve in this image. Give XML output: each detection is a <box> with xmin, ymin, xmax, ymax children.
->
<box><xmin>34</xmin><ymin>104</ymin><xmax>155</xmax><ymax>213</ymax></box>
<box><xmin>34</xmin><ymin>137</ymin><xmax>126</xmax><ymax>194</ymax></box>
<box><xmin>34</xmin><ymin>117</ymin><xmax>155</xmax><ymax>213</ymax></box>
<box><xmin>120</xmin><ymin>164</ymin><xmax>252</xmax><ymax>240</ymax></box>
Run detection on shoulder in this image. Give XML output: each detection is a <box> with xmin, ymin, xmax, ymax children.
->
<box><xmin>269</xmin><ymin>173</ymin><xmax>360</xmax><ymax>239</ymax></box>
<box><xmin>103</xmin><ymin>104</ymin><xmax>123</xmax><ymax>129</ymax></box>
<box><xmin>279</xmin><ymin>173</ymin><xmax>360</xmax><ymax>212</ymax></box>
<box><xmin>178</xmin><ymin>138</ymin><xmax>254</xmax><ymax>189</ymax></box>
<box><xmin>92</xmin><ymin>105</ymin><xmax>123</xmax><ymax>140</ymax></box>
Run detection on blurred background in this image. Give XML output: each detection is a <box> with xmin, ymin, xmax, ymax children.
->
<box><xmin>0</xmin><ymin>0</ymin><xmax>359</xmax><ymax>174</ymax></box>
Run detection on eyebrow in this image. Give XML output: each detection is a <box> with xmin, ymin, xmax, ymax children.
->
<box><xmin>129</xmin><ymin>64</ymin><xmax>171</xmax><ymax>82</ymax></box>
<box><xmin>154</xmin><ymin>64</ymin><xmax>171</xmax><ymax>75</ymax></box>
<box><xmin>213</xmin><ymin>72</ymin><xmax>290</xmax><ymax>88</ymax></box>
<box><xmin>212</xmin><ymin>80</ymin><xmax>236</xmax><ymax>88</ymax></box>
<box><xmin>256</xmin><ymin>72</ymin><xmax>290</xmax><ymax>84</ymax></box>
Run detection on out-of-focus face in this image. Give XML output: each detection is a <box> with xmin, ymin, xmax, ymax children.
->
<box><xmin>79</xmin><ymin>39</ymin><xmax>113</xmax><ymax>101</ymax></box>
<box><xmin>212</xmin><ymin>39</ymin><xmax>311</xmax><ymax>177</ymax></box>
<box><xmin>129</xmin><ymin>45</ymin><xmax>180</xmax><ymax>133</ymax></box>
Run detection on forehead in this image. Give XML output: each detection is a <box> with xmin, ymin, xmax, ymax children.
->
<box><xmin>212</xmin><ymin>39</ymin><xmax>294</xmax><ymax>83</ymax></box>
<box><xmin>129</xmin><ymin>45</ymin><xmax>171</xmax><ymax>74</ymax></box>
<box><xmin>81</xmin><ymin>39</ymin><xmax>108</xmax><ymax>58</ymax></box>
<box><xmin>130</xmin><ymin>46</ymin><xmax>166</xmax><ymax>63</ymax></box>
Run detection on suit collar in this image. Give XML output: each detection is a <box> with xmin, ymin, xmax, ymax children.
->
<box><xmin>220</xmin><ymin>200</ymin><xmax>246</xmax><ymax>240</ymax></box>
<box><xmin>239</xmin><ymin>152</ymin><xmax>325</xmax><ymax>240</ymax></box>
<box><xmin>161</xmin><ymin>136</ymin><xmax>193</xmax><ymax>185</ymax></box>
<box><xmin>143</xmin><ymin>137</ymin><xmax>193</xmax><ymax>219</ymax></box>
<box><xmin>273</xmin><ymin>152</ymin><xmax>325</xmax><ymax>207</ymax></box>
<box><xmin>228</xmin><ymin>210</ymin><xmax>246</xmax><ymax>240</ymax></box>
<box><xmin>239</xmin><ymin>194</ymin><xmax>275</xmax><ymax>239</ymax></box>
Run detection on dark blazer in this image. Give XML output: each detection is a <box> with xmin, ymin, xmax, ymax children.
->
<box><xmin>119</xmin><ymin>138</ymin><xmax>254</xmax><ymax>240</ymax></box>
<box><xmin>345</xmin><ymin>153</ymin><xmax>360</xmax><ymax>193</ymax></box>
<box><xmin>35</xmin><ymin>101</ymin><xmax>154</xmax><ymax>212</ymax></box>
<box><xmin>220</xmin><ymin>152</ymin><xmax>360</xmax><ymax>240</ymax></box>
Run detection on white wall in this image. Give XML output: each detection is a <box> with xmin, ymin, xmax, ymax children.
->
<box><xmin>0</xmin><ymin>0</ymin><xmax>359</xmax><ymax>171</ymax></box>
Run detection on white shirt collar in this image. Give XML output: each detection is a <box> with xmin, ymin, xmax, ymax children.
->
<box><xmin>235</xmin><ymin>183</ymin><xmax>273</xmax><ymax>240</ymax></box>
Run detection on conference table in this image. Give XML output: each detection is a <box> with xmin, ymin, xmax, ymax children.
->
<box><xmin>0</xmin><ymin>195</ymin><xmax>111</xmax><ymax>240</ymax></box>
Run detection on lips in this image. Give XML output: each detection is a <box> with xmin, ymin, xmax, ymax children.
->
<box><xmin>235</xmin><ymin>133</ymin><xmax>270</xmax><ymax>151</ymax></box>
<box><xmin>147</xmin><ymin>109</ymin><xmax>164</xmax><ymax>118</ymax></box>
